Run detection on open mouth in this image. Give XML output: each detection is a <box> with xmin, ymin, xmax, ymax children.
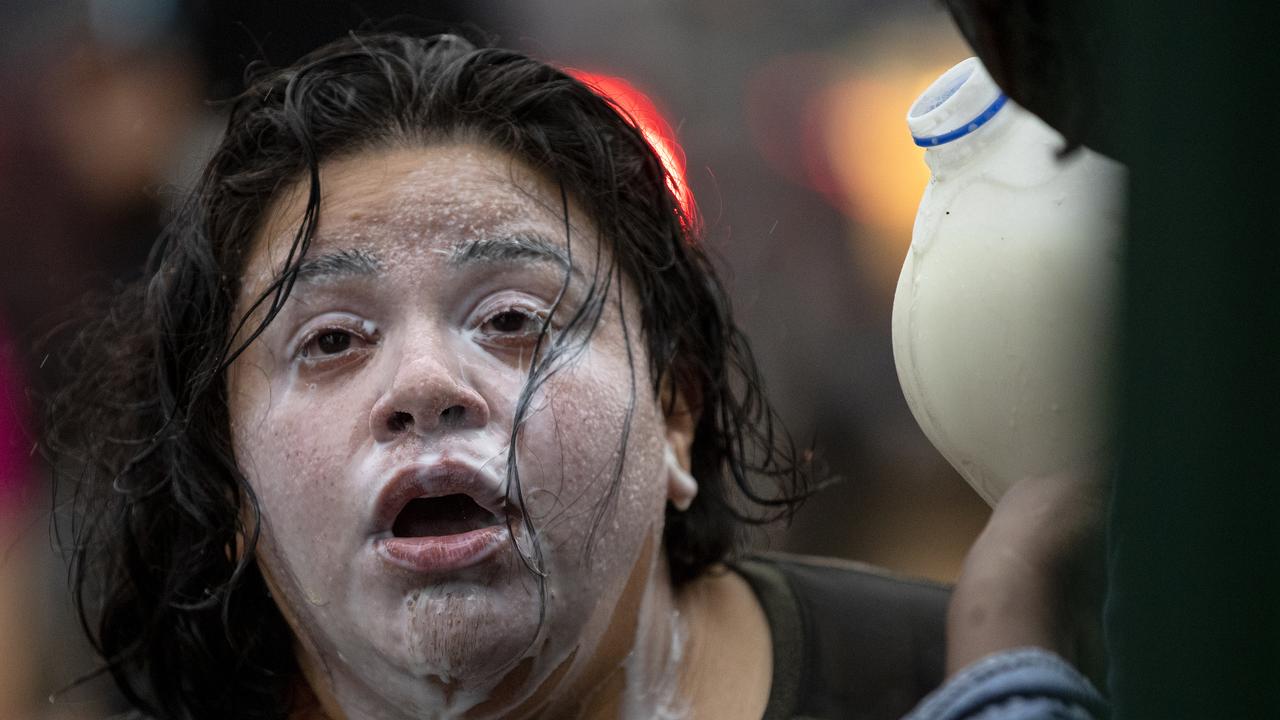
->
<box><xmin>373</xmin><ymin>460</ymin><xmax>515</xmax><ymax>573</ymax></box>
<box><xmin>391</xmin><ymin>494</ymin><xmax>505</xmax><ymax>538</ymax></box>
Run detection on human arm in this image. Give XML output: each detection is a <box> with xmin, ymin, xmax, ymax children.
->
<box><xmin>906</xmin><ymin>470</ymin><xmax>1111</xmax><ymax>719</ymax></box>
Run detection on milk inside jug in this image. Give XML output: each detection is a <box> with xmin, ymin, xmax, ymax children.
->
<box><xmin>891</xmin><ymin>57</ymin><xmax>1126</xmax><ymax>506</ymax></box>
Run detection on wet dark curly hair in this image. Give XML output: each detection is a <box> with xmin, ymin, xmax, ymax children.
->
<box><xmin>44</xmin><ymin>32</ymin><xmax>811</xmax><ymax>720</ymax></box>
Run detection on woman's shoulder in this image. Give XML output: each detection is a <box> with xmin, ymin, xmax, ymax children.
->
<box><xmin>731</xmin><ymin>552</ymin><xmax>951</xmax><ymax>720</ymax></box>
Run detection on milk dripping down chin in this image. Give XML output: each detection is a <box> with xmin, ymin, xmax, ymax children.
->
<box><xmin>892</xmin><ymin>57</ymin><xmax>1127</xmax><ymax>505</ymax></box>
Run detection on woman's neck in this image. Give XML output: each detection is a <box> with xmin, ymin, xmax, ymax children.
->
<box><xmin>569</xmin><ymin>560</ymin><xmax>773</xmax><ymax>720</ymax></box>
<box><xmin>667</xmin><ymin>565</ymin><xmax>773</xmax><ymax>720</ymax></box>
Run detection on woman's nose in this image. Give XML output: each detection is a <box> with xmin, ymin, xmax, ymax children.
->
<box><xmin>369</xmin><ymin>349</ymin><xmax>490</xmax><ymax>442</ymax></box>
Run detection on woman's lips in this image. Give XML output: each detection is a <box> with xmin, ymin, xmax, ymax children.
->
<box><xmin>372</xmin><ymin>457</ymin><xmax>512</xmax><ymax>534</ymax></box>
<box><xmin>375</xmin><ymin>524</ymin><xmax>510</xmax><ymax>574</ymax></box>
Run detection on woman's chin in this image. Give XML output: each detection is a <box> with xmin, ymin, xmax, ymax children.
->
<box><xmin>399</xmin><ymin>628</ymin><xmax>538</xmax><ymax>687</ymax></box>
<box><xmin>358</xmin><ymin>587</ymin><xmax>546</xmax><ymax>688</ymax></box>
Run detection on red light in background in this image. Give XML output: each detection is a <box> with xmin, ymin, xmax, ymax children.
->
<box><xmin>0</xmin><ymin>321</ymin><xmax>28</xmax><ymax>519</ymax></box>
<box><xmin>568</xmin><ymin>70</ymin><xmax>693</xmax><ymax>221</ymax></box>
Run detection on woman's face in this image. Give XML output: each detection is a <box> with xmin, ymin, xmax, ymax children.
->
<box><xmin>227</xmin><ymin>143</ymin><xmax>691</xmax><ymax>717</ymax></box>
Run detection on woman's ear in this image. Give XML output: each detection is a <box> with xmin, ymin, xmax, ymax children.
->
<box><xmin>664</xmin><ymin>443</ymin><xmax>697</xmax><ymax>511</ymax></box>
<box><xmin>661</xmin><ymin>374</ymin><xmax>700</xmax><ymax>511</ymax></box>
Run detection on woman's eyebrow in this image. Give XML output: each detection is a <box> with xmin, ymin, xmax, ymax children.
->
<box><xmin>286</xmin><ymin>232</ymin><xmax>576</xmax><ymax>289</ymax></box>
<box><xmin>292</xmin><ymin>248</ymin><xmax>385</xmax><ymax>284</ymax></box>
<box><xmin>447</xmin><ymin>232</ymin><xmax>572</xmax><ymax>272</ymax></box>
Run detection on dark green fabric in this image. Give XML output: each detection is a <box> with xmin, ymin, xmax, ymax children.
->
<box><xmin>1100</xmin><ymin>2</ymin><xmax>1280</xmax><ymax>718</ymax></box>
<box><xmin>732</xmin><ymin>554</ymin><xmax>951</xmax><ymax>720</ymax></box>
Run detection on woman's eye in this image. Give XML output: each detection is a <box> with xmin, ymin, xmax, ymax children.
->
<box><xmin>487</xmin><ymin>310</ymin><xmax>536</xmax><ymax>334</ymax></box>
<box><xmin>313</xmin><ymin>330</ymin><xmax>352</xmax><ymax>355</ymax></box>
<box><xmin>479</xmin><ymin>306</ymin><xmax>548</xmax><ymax>345</ymax></box>
<box><xmin>298</xmin><ymin>327</ymin><xmax>369</xmax><ymax>360</ymax></box>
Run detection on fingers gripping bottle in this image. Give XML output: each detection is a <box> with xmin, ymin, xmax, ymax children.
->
<box><xmin>891</xmin><ymin>58</ymin><xmax>1126</xmax><ymax>505</ymax></box>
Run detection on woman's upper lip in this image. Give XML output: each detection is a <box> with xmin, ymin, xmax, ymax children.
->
<box><xmin>372</xmin><ymin>457</ymin><xmax>512</xmax><ymax>534</ymax></box>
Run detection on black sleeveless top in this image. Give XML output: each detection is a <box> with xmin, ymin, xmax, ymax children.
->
<box><xmin>732</xmin><ymin>553</ymin><xmax>951</xmax><ymax>720</ymax></box>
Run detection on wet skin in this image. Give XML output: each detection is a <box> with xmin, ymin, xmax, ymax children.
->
<box><xmin>227</xmin><ymin>143</ymin><xmax>770</xmax><ymax>719</ymax></box>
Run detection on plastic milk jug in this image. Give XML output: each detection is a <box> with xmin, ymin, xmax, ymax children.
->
<box><xmin>891</xmin><ymin>58</ymin><xmax>1126</xmax><ymax>505</ymax></box>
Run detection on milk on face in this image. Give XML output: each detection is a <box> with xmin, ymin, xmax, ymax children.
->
<box><xmin>892</xmin><ymin>58</ymin><xmax>1126</xmax><ymax>505</ymax></box>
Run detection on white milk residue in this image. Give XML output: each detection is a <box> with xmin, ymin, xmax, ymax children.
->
<box><xmin>622</xmin><ymin>557</ymin><xmax>690</xmax><ymax>720</ymax></box>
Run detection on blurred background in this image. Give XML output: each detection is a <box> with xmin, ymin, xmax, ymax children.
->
<box><xmin>0</xmin><ymin>1</ymin><xmax>989</xmax><ymax>716</ymax></box>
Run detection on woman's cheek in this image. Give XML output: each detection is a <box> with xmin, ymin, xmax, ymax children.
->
<box><xmin>523</xmin><ymin>339</ymin><xmax>667</xmax><ymax>547</ymax></box>
<box><xmin>242</xmin><ymin>387</ymin><xmax>361</xmax><ymax>553</ymax></box>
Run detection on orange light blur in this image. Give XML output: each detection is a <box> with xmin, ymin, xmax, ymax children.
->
<box><xmin>819</xmin><ymin>60</ymin><xmax>967</xmax><ymax>296</ymax></box>
<box><xmin>567</xmin><ymin>70</ymin><xmax>693</xmax><ymax>221</ymax></box>
<box><xmin>821</xmin><ymin>73</ymin><xmax>936</xmax><ymax>236</ymax></box>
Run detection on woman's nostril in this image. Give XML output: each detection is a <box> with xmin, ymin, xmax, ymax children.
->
<box><xmin>387</xmin><ymin>411</ymin><xmax>414</xmax><ymax>433</ymax></box>
<box><xmin>383</xmin><ymin>404</ymin><xmax>472</xmax><ymax>435</ymax></box>
<box><xmin>440</xmin><ymin>405</ymin><xmax>466</xmax><ymax>425</ymax></box>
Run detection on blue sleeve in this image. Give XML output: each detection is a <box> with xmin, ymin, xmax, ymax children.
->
<box><xmin>903</xmin><ymin>648</ymin><xmax>1109</xmax><ymax>720</ymax></box>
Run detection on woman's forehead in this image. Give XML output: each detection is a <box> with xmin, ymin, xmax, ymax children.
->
<box><xmin>245</xmin><ymin>143</ymin><xmax>596</xmax><ymax>285</ymax></box>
